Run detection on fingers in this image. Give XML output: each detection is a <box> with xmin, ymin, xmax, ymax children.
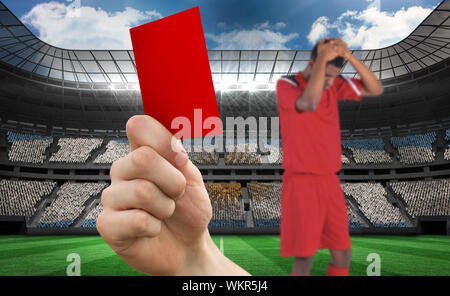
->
<box><xmin>333</xmin><ymin>38</ymin><xmax>349</xmax><ymax>58</ymax></box>
<box><xmin>320</xmin><ymin>37</ymin><xmax>334</xmax><ymax>44</ymax></box>
<box><xmin>124</xmin><ymin>115</ymin><xmax>205</xmax><ymax>188</ymax></box>
<box><xmin>110</xmin><ymin>145</ymin><xmax>186</xmax><ymax>199</ymax></box>
<box><xmin>334</xmin><ymin>38</ymin><xmax>346</xmax><ymax>48</ymax></box>
<box><xmin>97</xmin><ymin>208</ymin><xmax>161</xmax><ymax>242</ymax></box>
<box><xmin>126</xmin><ymin>115</ymin><xmax>189</xmax><ymax>169</ymax></box>
<box><xmin>319</xmin><ymin>38</ymin><xmax>337</xmax><ymax>52</ymax></box>
<box><xmin>101</xmin><ymin>180</ymin><xmax>176</xmax><ymax>220</ymax></box>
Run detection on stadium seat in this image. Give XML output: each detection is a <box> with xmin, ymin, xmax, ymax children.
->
<box><xmin>37</xmin><ymin>182</ymin><xmax>107</xmax><ymax>228</ymax></box>
<box><xmin>445</xmin><ymin>129</ymin><xmax>450</xmax><ymax>161</ymax></box>
<box><xmin>205</xmin><ymin>182</ymin><xmax>246</xmax><ymax>228</ymax></box>
<box><xmin>183</xmin><ymin>143</ymin><xmax>219</xmax><ymax>165</ymax></box>
<box><xmin>390</xmin><ymin>132</ymin><xmax>436</xmax><ymax>164</ymax></box>
<box><xmin>346</xmin><ymin>200</ymin><xmax>367</xmax><ymax>228</ymax></box>
<box><xmin>49</xmin><ymin>137</ymin><xmax>103</xmax><ymax>163</ymax></box>
<box><xmin>0</xmin><ymin>179</ymin><xmax>56</xmax><ymax>217</ymax></box>
<box><xmin>94</xmin><ymin>139</ymin><xmax>129</xmax><ymax>164</ymax></box>
<box><xmin>342</xmin><ymin>154</ymin><xmax>351</xmax><ymax>164</ymax></box>
<box><xmin>225</xmin><ymin>143</ymin><xmax>260</xmax><ymax>165</ymax></box>
<box><xmin>80</xmin><ymin>202</ymin><xmax>103</xmax><ymax>228</ymax></box>
<box><xmin>389</xmin><ymin>179</ymin><xmax>450</xmax><ymax>217</ymax></box>
<box><xmin>247</xmin><ymin>182</ymin><xmax>281</xmax><ymax>227</ymax></box>
<box><xmin>342</xmin><ymin>138</ymin><xmax>392</xmax><ymax>164</ymax></box>
<box><xmin>6</xmin><ymin>131</ymin><xmax>53</xmax><ymax>163</ymax></box>
<box><xmin>342</xmin><ymin>182</ymin><xmax>410</xmax><ymax>227</ymax></box>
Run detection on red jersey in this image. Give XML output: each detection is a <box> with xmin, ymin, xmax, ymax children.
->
<box><xmin>276</xmin><ymin>71</ymin><xmax>363</xmax><ymax>175</ymax></box>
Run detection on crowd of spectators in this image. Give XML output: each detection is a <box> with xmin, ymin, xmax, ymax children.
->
<box><xmin>7</xmin><ymin>131</ymin><xmax>53</xmax><ymax>163</ymax></box>
<box><xmin>389</xmin><ymin>179</ymin><xmax>450</xmax><ymax>217</ymax></box>
<box><xmin>390</xmin><ymin>132</ymin><xmax>436</xmax><ymax>164</ymax></box>
<box><xmin>0</xmin><ymin>179</ymin><xmax>56</xmax><ymax>217</ymax></box>
<box><xmin>341</xmin><ymin>182</ymin><xmax>410</xmax><ymax>227</ymax></box>
<box><xmin>37</xmin><ymin>182</ymin><xmax>106</xmax><ymax>227</ymax></box>
<box><xmin>247</xmin><ymin>182</ymin><xmax>281</xmax><ymax>227</ymax></box>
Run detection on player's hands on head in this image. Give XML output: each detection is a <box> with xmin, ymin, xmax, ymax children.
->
<box><xmin>317</xmin><ymin>37</ymin><xmax>340</xmax><ymax>62</ymax></box>
<box><xmin>334</xmin><ymin>38</ymin><xmax>351</xmax><ymax>59</ymax></box>
<box><xmin>96</xmin><ymin>115</ymin><xmax>215</xmax><ymax>275</ymax></box>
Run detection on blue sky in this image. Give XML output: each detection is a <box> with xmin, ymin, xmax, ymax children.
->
<box><xmin>2</xmin><ymin>0</ymin><xmax>442</xmax><ymax>50</ymax></box>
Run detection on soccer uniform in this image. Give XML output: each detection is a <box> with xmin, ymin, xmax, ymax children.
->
<box><xmin>277</xmin><ymin>71</ymin><xmax>363</xmax><ymax>257</ymax></box>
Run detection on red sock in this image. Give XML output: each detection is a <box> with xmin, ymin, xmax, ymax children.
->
<box><xmin>326</xmin><ymin>264</ymin><xmax>349</xmax><ymax>276</ymax></box>
<box><xmin>290</xmin><ymin>273</ymin><xmax>310</xmax><ymax>276</ymax></box>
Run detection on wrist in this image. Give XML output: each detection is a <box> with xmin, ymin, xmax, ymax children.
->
<box><xmin>176</xmin><ymin>230</ymin><xmax>250</xmax><ymax>276</ymax></box>
<box><xmin>343</xmin><ymin>50</ymin><xmax>353</xmax><ymax>61</ymax></box>
<box><xmin>315</xmin><ymin>55</ymin><xmax>329</xmax><ymax>66</ymax></box>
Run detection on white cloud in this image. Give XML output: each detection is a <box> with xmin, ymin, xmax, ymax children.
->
<box><xmin>306</xmin><ymin>16</ymin><xmax>334</xmax><ymax>45</ymax></box>
<box><xmin>207</xmin><ymin>21</ymin><xmax>297</xmax><ymax>50</ymax></box>
<box><xmin>254</xmin><ymin>21</ymin><xmax>287</xmax><ymax>31</ymax></box>
<box><xmin>307</xmin><ymin>4</ymin><xmax>433</xmax><ymax>49</ymax></box>
<box><xmin>275</xmin><ymin>22</ymin><xmax>286</xmax><ymax>29</ymax></box>
<box><xmin>206</xmin><ymin>29</ymin><xmax>298</xmax><ymax>50</ymax></box>
<box><xmin>254</xmin><ymin>21</ymin><xmax>270</xmax><ymax>30</ymax></box>
<box><xmin>21</xmin><ymin>1</ymin><xmax>162</xmax><ymax>49</ymax></box>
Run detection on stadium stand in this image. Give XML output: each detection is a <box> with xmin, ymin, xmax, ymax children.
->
<box><xmin>188</xmin><ymin>151</ymin><xmax>220</xmax><ymax>165</ymax></box>
<box><xmin>182</xmin><ymin>142</ymin><xmax>219</xmax><ymax>165</ymax></box>
<box><xmin>248</xmin><ymin>91</ymin><xmax>279</xmax><ymax>118</ymax></box>
<box><xmin>80</xmin><ymin>202</ymin><xmax>103</xmax><ymax>228</ymax></box>
<box><xmin>0</xmin><ymin>179</ymin><xmax>56</xmax><ymax>217</ymax></box>
<box><xmin>49</xmin><ymin>138</ymin><xmax>103</xmax><ymax>163</ymax></box>
<box><xmin>247</xmin><ymin>182</ymin><xmax>281</xmax><ymax>227</ymax></box>
<box><xmin>445</xmin><ymin>129</ymin><xmax>450</xmax><ymax>161</ymax></box>
<box><xmin>37</xmin><ymin>182</ymin><xmax>106</xmax><ymax>227</ymax></box>
<box><xmin>342</xmin><ymin>182</ymin><xmax>411</xmax><ymax>227</ymax></box>
<box><xmin>94</xmin><ymin>139</ymin><xmax>129</xmax><ymax>164</ymax></box>
<box><xmin>342</xmin><ymin>154</ymin><xmax>351</xmax><ymax>164</ymax></box>
<box><xmin>205</xmin><ymin>182</ymin><xmax>246</xmax><ymax>228</ymax></box>
<box><xmin>390</xmin><ymin>132</ymin><xmax>436</xmax><ymax>164</ymax></box>
<box><xmin>7</xmin><ymin>131</ymin><xmax>53</xmax><ymax>163</ymax></box>
<box><xmin>219</xmin><ymin>91</ymin><xmax>252</xmax><ymax>119</ymax></box>
<box><xmin>225</xmin><ymin>143</ymin><xmax>261</xmax><ymax>165</ymax></box>
<box><xmin>342</xmin><ymin>138</ymin><xmax>392</xmax><ymax>164</ymax></box>
<box><xmin>346</xmin><ymin>200</ymin><xmax>367</xmax><ymax>228</ymax></box>
<box><xmin>260</xmin><ymin>144</ymin><xmax>283</xmax><ymax>165</ymax></box>
<box><xmin>389</xmin><ymin>179</ymin><xmax>450</xmax><ymax>217</ymax></box>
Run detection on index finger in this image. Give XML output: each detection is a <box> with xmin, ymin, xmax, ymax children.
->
<box><xmin>126</xmin><ymin>115</ymin><xmax>188</xmax><ymax>168</ymax></box>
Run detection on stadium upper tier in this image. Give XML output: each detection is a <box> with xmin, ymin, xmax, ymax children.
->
<box><xmin>0</xmin><ymin>1</ymin><xmax>449</xmax><ymax>89</ymax></box>
<box><xmin>0</xmin><ymin>1</ymin><xmax>449</xmax><ymax>131</ymax></box>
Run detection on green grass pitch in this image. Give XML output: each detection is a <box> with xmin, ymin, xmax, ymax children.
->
<box><xmin>0</xmin><ymin>234</ymin><xmax>449</xmax><ymax>276</ymax></box>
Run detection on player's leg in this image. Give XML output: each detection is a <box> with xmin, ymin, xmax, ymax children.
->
<box><xmin>320</xmin><ymin>175</ymin><xmax>352</xmax><ymax>276</ymax></box>
<box><xmin>327</xmin><ymin>248</ymin><xmax>351</xmax><ymax>276</ymax></box>
<box><xmin>291</xmin><ymin>256</ymin><xmax>314</xmax><ymax>276</ymax></box>
<box><xmin>329</xmin><ymin>248</ymin><xmax>352</xmax><ymax>267</ymax></box>
<box><xmin>280</xmin><ymin>175</ymin><xmax>324</xmax><ymax>276</ymax></box>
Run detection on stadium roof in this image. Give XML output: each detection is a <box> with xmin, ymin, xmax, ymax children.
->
<box><xmin>0</xmin><ymin>1</ymin><xmax>449</xmax><ymax>90</ymax></box>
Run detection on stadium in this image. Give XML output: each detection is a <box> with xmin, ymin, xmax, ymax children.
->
<box><xmin>0</xmin><ymin>0</ymin><xmax>449</xmax><ymax>276</ymax></box>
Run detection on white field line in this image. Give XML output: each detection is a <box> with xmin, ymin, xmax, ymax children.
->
<box><xmin>220</xmin><ymin>236</ymin><xmax>224</xmax><ymax>254</ymax></box>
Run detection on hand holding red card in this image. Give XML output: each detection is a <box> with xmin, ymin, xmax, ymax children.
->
<box><xmin>130</xmin><ymin>6</ymin><xmax>222</xmax><ymax>138</ymax></box>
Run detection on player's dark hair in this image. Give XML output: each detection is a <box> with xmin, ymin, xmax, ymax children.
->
<box><xmin>310</xmin><ymin>39</ymin><xmax>346</xmax><ymax>68</ymax></box>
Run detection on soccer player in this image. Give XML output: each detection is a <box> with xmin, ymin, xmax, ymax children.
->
<box><xmin>276</xmin><ymin>37</ymin><xmax>383</xmax><ymax>276</ymax></box>
<box><xmin>97</xmin><ymin>115</ymin><xmax>250</xmax><ymax>275</ymax></box>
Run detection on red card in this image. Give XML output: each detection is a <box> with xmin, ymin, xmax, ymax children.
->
<box><xmin>130</xmin><ymin>6</ymin><xmax>222</xmax><ymax>138</ymax></box>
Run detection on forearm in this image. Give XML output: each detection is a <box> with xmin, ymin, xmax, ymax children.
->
<box><xmin>345</xmin><ymin>53</ymin><xmax>383</xmax><ymax>96</ymax></box>
<box><xmin>176</xmin><ymin>230</ymin><xmax>251</xmax><ymax>276</ymax></box>
<box><xmin>296</xmin><ymin>56</ymin><xmax>327</xmax><ymax>111</ymax></box>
